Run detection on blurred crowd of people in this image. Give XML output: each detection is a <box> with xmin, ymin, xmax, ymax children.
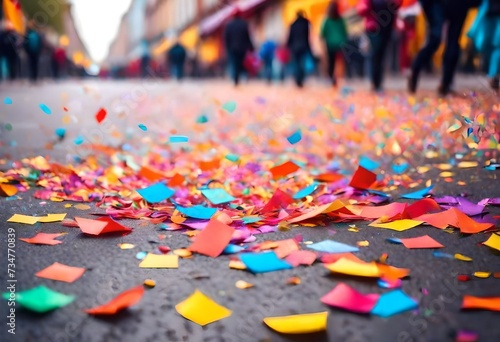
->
<box><xmin>0</xmin><ymin>20</ymin><xmax>82</xmax><ymax>83</ymax></box>
<box><xmin>209</xmin><ymin>0</ymin><xmax>498</xmax><ymax>94</ymax></box>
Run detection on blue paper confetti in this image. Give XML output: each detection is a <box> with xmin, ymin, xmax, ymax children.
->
<box><xmin>137</xmin><ymin>182</ymin><xmax>174</xmax><ymax>203</ymax></box>
<box><xmin>392</xmin><ymin>162</ymin><xmax>409</xmax><ymax>174</ymax></box>
<box><xmin>371</xmin><ymin>290</ymin><xmax>418</xmax><ymax>318</ymax></box>
<box><xmin>176</xmin><ymin>205</ymin><xmax>217</xmax><ymax>220</ymax></box>
<box><xmin>221</xmin><ymin>101</ymin><xmax>237</xmax><ymax>113</ymax></box>
<box><xmin>55</xmin><ymin>128</ymin><xmax>66</xmax><ymax>138</ymax></box>
<box><xmin>287</xmin><ymin>130</ymin><xmax>302</xmax><ymax>144</ymax></box>
<box><xmin>200</xmin><ymin>188</ymin><xmax>235</xmax><ymax>205</ymax></box>
<box><xmin>4</xmin><ymin>97</ymin><xmax>13</xmax><ymax>105</ymax></box>
<box><xmin>169</xmin><ymin>135</ymin><xmax>189</xmax><ymax>143</ymax></box>
<box><xmin>241</xmin><ymin>216</ymin><xmax>263</xmax><ymax>224</ymax></box>
<box><xmin>359</xmin><ymin>156</ymin><xmax>380</xmax><ymax>171</ymax></box>
<box><xmin>225</xmin><ymin>154</ymin><xmax>240</xmax><ymax>162</ymax></box>
<box><xmin>138</xmin><ymin>124</ymin><xmax>147</xmax><ymax>131</ymax></box>
<box><xmin>293</xmin><ymin>182</ymin><xmax>318</xmax><ymax>199</ymax></box>
<box><xmin>74</xmin><ymin>136</ymin><xmax>84</xmax><ymax>145</ymax></box>
<box><xmin>135</xmin><ymin>251</ymin><xmax>147</xmax><ymax>260</ymax></box>
<box><xmin>223</xmin><ymin>244</ymin><xmax>244</xmax><ymax>254</ymax></box>
<box><xmin>196</xmin><ymin>115</ymin><xmax>208</xmax><ymax>123</ymax></box>
<box><xmin>39</xmin><ymin>103</ymin><xmax>52</xmax><ymax>115</ymax></box>
<box><xmin>386</xmin><ymin>238</ymin><xmax>402</xmax><ymax>244</ymax></box>
<box><xmin>432</xmin><ymin>251</ymin><xmax>454</xmax><ymax>259</ymax></box>
<box><xmin>239</xmin><ymin>252</ymin><xmax>293</xmax><ymax>273</ymax></box>
<box><xmin>307</xmin><ymin>240</ymin><xmax>359</xmax><ymax>253</ymax></box>
<box><xmin>401</xmin><ymin>185</ymin><xmax>434</xmax><ymax>199</ymax></box>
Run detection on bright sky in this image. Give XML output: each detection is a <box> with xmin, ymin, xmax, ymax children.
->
<box><xmin>71</xmin><ymin>0</ymin><xmax>132</xmax><ymax>63</ymax></box>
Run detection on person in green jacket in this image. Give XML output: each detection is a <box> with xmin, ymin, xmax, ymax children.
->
<box><xmin>321</xmin><ymin>1</ymin><xmax>348</xmax><ymax>86</ymax></box>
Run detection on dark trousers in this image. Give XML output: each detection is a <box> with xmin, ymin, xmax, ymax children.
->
<box><xmin>368</xmin><ymin>29</ymin><xmax>392</xmax><ymax>90</ymax></box>
<box><xmin>412</xmin><ymin>1</ymin><xmax>468</xmax><ymax>90</ymax></box>
<box><xmin>326</xmin><ymin>46</ymin><xmax>340</xmax><ymax>83</ymax></box>
<box><xmin>262</xmin><ymin>57</ymin><xmax>273</xmax><ymax>82</ymax></box>
<box><xmin>5</xmin><ymin>54</ymin><xmax>19</xmax><ymax>80</ymax></box>
<box><xmin>228</xmin><ymin>51</ymin><xmax>246</xmax><ymax>85</ymax></box>
<box><xmin>27</xmin><ymin>53</ymin><xmax>40</xmax><ymax>82</ymax></box>
<box><xmin>170</xmin><ymin>62</ymin><xmax>184</xmax><ymax>80</ymax></box>
<box><xmin>52</xmin><ymin>60</ymin><xmax>60</xmax><ymax>79</ymax></box>
<box><xmin>291</xmin><ymin>50</ymin><xmax>307</xmax><ymax>87</ymax></box>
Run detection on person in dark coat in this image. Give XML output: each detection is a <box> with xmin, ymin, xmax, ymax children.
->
<box><xmin>167</xmin><ymin>41</ymin><xmax>187</xmax><ymax>80</ymax></box>
<box><xmin>409</xmin><ymin>0</ymin><xmax>481</xmax><ymax>96</ymax></box>
<box><xmin>24</xmin><ymin>21</ymin><xmax>43</xmax><ymax>83</ymax></box>
<box><xmin>224</xmin><ymin>10</ymin><xmax>254</xmax><ymax>86</ymax></box>
<box><xmin>358</xmin><ymin>0</ymin><xmax>403</xmax><ymax>92</ymax></box>
<box><xmin>0</xmin><ymin>21</ymin><xmax>21</xmax><ymax>81</ymax></box>
<box><xmin>287</xmin><ymin>10</ymin><xmax>311</xmax><ymax>87</ymax></box>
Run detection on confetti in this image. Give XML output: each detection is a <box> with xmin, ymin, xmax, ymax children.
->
<box><xmin>35</xmin><ymin>262</ymin><xmax>86</xmax><ymax>283</ymax></box>
<box><xmin>95</xmin><ymin>108</ymin><xmax>107</xmax><ymax>123</ymax></box>
<box><xmin>39</xmin><ymin>103</ymin><xmax>52</xmax><ymax>114</ymax></box>
<box><xmin>2</xmin><ymin>285</ymin><xmax>74</xmax><ymax>313</ymax></box>
<box><xmin>85</xmin><ymin>285</ymin><xmax>144</xmax><ymax>315</ymax></box>
<box><xmin>138</xmin><ymin>123</ymin><xmax>147</xmax><ymax>131</ymax></box>
<box><xmin>263</xmin><ymin>312</ymin><xmax>328</xmax><ymax>334</ymax></box>
<box><xmin>4</xmin><ymin>97</ymin><xmax>13</xmax><ymax>104</ymax></box>
<box><xmin>176</xmin><ymin>289</ymin><xmax>232</xmax><ymax>326</ymax></box>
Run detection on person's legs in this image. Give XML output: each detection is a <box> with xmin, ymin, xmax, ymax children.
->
<box><xmin>440</xmin><ymin>9</ymin><xmax>468</xmax><ymax>93</ymax></box>
<box><xmin>326</xmin><ymin>46</ymin><xmax>337</xmax><ymax>84</ymax></box>
<box><xmin>293</xmin><ymin>50</ymin><xmax>307</xmax><ymax>87</ymax></box>
<box><xmin>368</xmin><ymin>30</ymin><xmax>390</xmax><ymax>91</ymax></box>
<box><xmin>233</xmin><ymin>52</ymin><xmax>245</xmax><ymax>85</ymax></box>
<box><xmin>410</xmin><ymin>1</ymin><xmax>444</xmax><ymax>92</ymax></box>
<box><xmin>6</xmin><ymin>55</ymin><xmax>16</xmax><ymax>80</ymax></box>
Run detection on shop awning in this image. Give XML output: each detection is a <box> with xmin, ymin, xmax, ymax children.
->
<box><xmin>199</xmin><ymin>0</ymin><xmax>269</xmax><ymax>36</ymax></box>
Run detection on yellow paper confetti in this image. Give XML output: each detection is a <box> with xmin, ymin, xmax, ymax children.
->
<box><xmin>357</xmin><ymin>240</ymin><xmax>370</xmax><ymax>247</ymax></box>
<box><xmin>473</xmin><ymin>272</ymin><xmax>491</xmax><ymax>279</ymax></box>
<box><xmin>439</xmin><ymin>171</ymin><xmax>454</xmax><ymax>178</ymax></box>
<box><xmin>370</xmin><ymin>219</ymin><xmax>423</xmax><ymax>232</ymax></box>
<box><xmin>139</xmin><ymin>254</ymin><xmax>179</xmax><ymax>268</ymax></box>
<box><xmin>144</xmin><ymin>279</ymin><xmax>156</xmax><ymax>287</ymax></box>
<box><xmin>235</xmin><ymin>280</ymin><xmax>254</xmax><ymax>289</ymax></box>
<box><xmin>38</xmin><ymin>213</ymin><xmax>67</xmax><ymax>223</ymax></box>
<box><xmin>263</xmin><ymin>312</ymin><xmax>328</xmax><ymax>334</ymax></box>
<box><xmin>175</xmin><ymin>289</ymin><xmax>232</xmax><ymax>326</ymax></box>
<box><xmin>454</xmin><ymin>253</ymin><xmax>472</xmax><ymax>262</ymax></box>
<box><xmin>483</xmin><ymin>234</ymin><xmax>500</xmax><ymax>252</ymax></box>
<box><xmin>7</xmin><ymin>214</ymin><xmax>39</xmax><ymax>225</ymax></box>
<box><xmin>286</xmin><ymin>276</ymin><xmax>301</xmax><ymax>285</ymax></box>
<box><xmin>74</xmin><ymin>204</ymin><xmax>91</xmax><ymax>210</ymax></box>
<box><xmin>64</xmin><ymin>204</ymin><xmax>72</xmax><ymax>208</ymax></box>
<box><xmin>229</xmin><ymin>260</ymin><xmax>246</xmax><ymax>270</ymax></box>
<box><xmin>119</xmin><ymin>243</ymin><xmax>135</xmax><ymax>250</ymax></box>
<box><xmin>457</xmin><ymin>161</ymin><xmax>478</xmax><ymax>168</ymax></box>
<box><xmin>173</xmin><ymin>248</ymin><xmax>193</xmax><ymax>258</ymax></box>
<box><xmin>325</xmin><ymin>258</ymin><xmax>381</xmax><ymax>277</ymax></box>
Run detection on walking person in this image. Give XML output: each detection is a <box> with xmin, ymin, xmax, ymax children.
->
<box><xmin>0</xmin><ymin>21</ymin><xmax>21</xmax><ymax>81</ymax></box>
<box><xmin>24</xmin><ymin>21</ymin><xmax>43</xmax><ymax>83</ymax></box>
<box><xmin>409</xmin><ymin>0</ymin><xmax>481</xmax><ymax>96</ymax></box>
<box><xmin>468</xmin><ymin>0</ymin><xmax>500</xmax><ymax>90</ymax></box>
<box><xmin>287</xmin><ymin>10</ymin><xmax>312</xmax><ymax>87</ymax></box>
<box><xmin>167</xmin><ymin>40</ymin><xmax>187</xmax><ymax>80</ymax></box>
<box><xmin>140</xmin><ymin>40</ymin><xmax>151</xmax><ymax>78</ymax></box>
<box><xmin>321</xmin><ymin>1</ymin><xmax>348</xmax><ymax>86</ymax></box>
<box><xmin>259</xmin><ymin>39</ymin><xmax>277</xmax><ymax>83</ymax></box>
<box><xmin>358</xmin><ymin>0</ymin><xmax>403</xmax><ymax>92</ymax></box>
<box><xmin>224</xmin><ymin>9</ymin><xmax>254</xmax><ymax>86</ymax></box>
<box><xmin>51</xmin><ymin>44</ymin><xmax>67</xmax><ymax>80</ymax></box>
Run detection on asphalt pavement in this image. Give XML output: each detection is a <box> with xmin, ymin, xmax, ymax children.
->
<box><xmin>0</xmin><ymin>77</ymin><xmax>499</xmax><ymax>342</ymax></box>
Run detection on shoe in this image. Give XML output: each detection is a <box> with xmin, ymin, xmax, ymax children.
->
<box><xmin>437</xmin><ymin>85</ymin><xmax>457</xmax><ymax>97</ymax></box>
<box><xmin>408</xmin><ymin>72</ymin><xmax>417</xmax><ymax>94</ymax></box>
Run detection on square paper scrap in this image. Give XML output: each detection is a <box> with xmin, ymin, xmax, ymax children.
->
<box><xmin>321</xmin><ymin>283</ymin><xmax>379</xmax><ymax>314</ymax></box>
<box><xmin>240</xmin><ymin>252</ymin><xmax>293</xmax><ymax>273</ymax></box>
<box><xmin>176</xmin><ymin>289</ymin><xmax>232</xmax><ymax>326</ymax></box>
<box><xmin>400</xmin><ymin>235</ymin><xmax>444</xmax><ymax>249</ymax></box>
<box><xmin>370</xmin><ymin>289</ymin><xmax>418</xmax><ymax>318</ymax></box>
<box><xmin>307</xmin><ymin>240</ymin><xmax>359</xmax><ymax>254</ymax></box>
